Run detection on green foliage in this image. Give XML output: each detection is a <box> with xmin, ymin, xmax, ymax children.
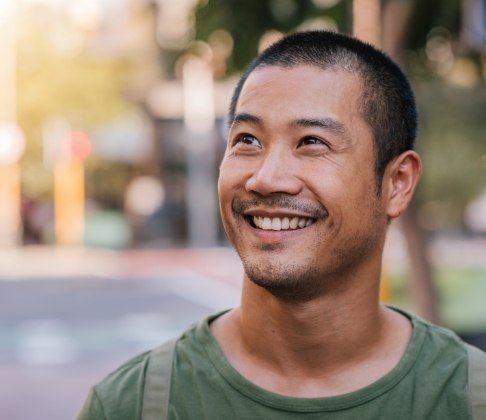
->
<box><xmin>194</xmin><ymin>0</ymin><xmax>349</xmax><ymax>73</ymax></box>
<box><xmin>406</xmin><ymin>0</ymin><xmax>461</xmax><ymax>50</ymax></box>
<box><xmin>415</xmin><ymin>81</ymin><xmax>486</xmax><ymax>212</ymax></box>
<box><xmin>391</xmin><ymin>267</ymin><xmax>486</xmax><ymax>332</ymax></box>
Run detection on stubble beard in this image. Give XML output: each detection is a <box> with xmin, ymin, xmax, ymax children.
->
<box><xmin>228</xmin><ymin>202</ymin><xmax>385</xmax><ymax>304</ymax></box>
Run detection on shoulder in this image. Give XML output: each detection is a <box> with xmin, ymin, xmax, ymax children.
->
<box><xmin>415</xmin><ymin>315</ymin><xmax>472</xmax><ymax>362</ymax></box>
<box><xmin>418</xmin><ymin>317</ymin><xmax>486</xmax><ymax>360</ymax></box>
<box><xmin>411</xmin><ymin>314</ymin><xmax>486</xmax><ymax>384</ymax></box>
<box><xmin>77</xmin><ymin>350</ymin><xmax>151</xmax><ymax>420</ymax></box>
<box><xmin>393</xmin><ymin>308</ymin><xmax>476</xmax><ymax>382</ymax></box>
<box><xmin>391</xmin><ymin>306</ymin><xmax>471</xmax><ymax>358</ymax></box>
<box><xmin>77</xmin><ymin>318</ymin><xmax>206</xmax><ymax>420</ymax></box>
<box><xmin>76</xmin><ymin>311</ymin><xmax>234</xmax><ymax>419</ymax></box>
<box><xmin>96</xmin><ymin>349</ymin><xmax>152</xmax><ymax>399</ymax></box>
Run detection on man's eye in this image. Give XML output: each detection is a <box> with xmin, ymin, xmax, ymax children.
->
<box><xmin>236</xmin><ymin>134</ymin><xmax>261</xmax><ymax>148</ymax></box>
<box><xmin>298</xmin><ymin>137</ymin><xmax>328</xmax><ymax>147</ymax></box>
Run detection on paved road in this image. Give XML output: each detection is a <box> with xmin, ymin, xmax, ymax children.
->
<box><xmin>0</xmin><ymin>274</ymin><xmax>241</xmax><ymax>420</ymax></box>
<box><xmin>1</xmin><ymin>241</ymin><xmax>485</xmax><ymax>419</ymax></box>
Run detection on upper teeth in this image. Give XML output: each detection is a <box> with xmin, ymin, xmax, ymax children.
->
<box><xmin>252</xmin><ymin>216</ymin><xmax>314</xmax><ymax>231</ymax></box>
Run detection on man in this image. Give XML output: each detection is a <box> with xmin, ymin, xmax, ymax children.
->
<box><xmin>78</xmin><ymin>31</ymin><xmax>486</xmax><ymax>420</ymax></box>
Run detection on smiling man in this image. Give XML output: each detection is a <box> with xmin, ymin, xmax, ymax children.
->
<box><xmin>78</xmin><ymin>31</ymin><xmax>486</xmax><ymax>420</ymax></box>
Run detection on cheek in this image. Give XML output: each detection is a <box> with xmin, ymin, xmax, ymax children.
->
<box><xmin>304</xmin><ymin>160</ymin><xmax>377</xmax><ymax>224</ymax></box>
<box><xmin>218</xmin><ymin>159</ymin><xmax>247</xmax><ymax>213</ymax></box>
<box><xmin>218</xmin><ymin>155</ymin><xmax>254</xmax><ymax>192</ymax></box>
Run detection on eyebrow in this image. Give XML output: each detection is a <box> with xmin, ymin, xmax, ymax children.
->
<box><xmin>290</xmin><ymin>118</ymin><xmax>349</xmax><ymax>140</ymax></box>
<box><xmin>231</xmin><ymin>112</ymin><xmax>263</xmax><ymax>128</ymax></box>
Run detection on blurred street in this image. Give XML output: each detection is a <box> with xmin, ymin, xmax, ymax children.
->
<box><xmin>0</xmin><ymin>247</ymin><xmax>243</xmax><ymax>420</ymax></box>
<box><xmin>1</xmin><ymin>240</ymin><xmax>485</xmax><ymax>419</ymax></box>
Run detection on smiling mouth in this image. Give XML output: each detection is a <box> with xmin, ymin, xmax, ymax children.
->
<box><xmin>245</xmin><ymin>215</ymin><xmax>316</xmax><ymax>231</ymax></box>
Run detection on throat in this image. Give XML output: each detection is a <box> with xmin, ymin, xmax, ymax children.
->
<box><xmin>212</xmin><ymin>304</ymin><xmax>412</xmax><ymax>398</ymax></box>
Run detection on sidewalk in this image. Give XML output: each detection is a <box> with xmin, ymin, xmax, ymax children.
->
<box><xmin>1</xmin><ymin>234</ymin><xmax>484</xmax><ymax>282</ymax></box>
<box><xmin>0</xmin><ymin>246</ymin><xmax>245</xmax><ymax>287</ymax></box>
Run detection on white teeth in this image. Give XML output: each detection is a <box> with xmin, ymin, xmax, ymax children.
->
<box><xmin>262</xmin><ymin>217</ymin><xmax>272</xmax><ymax>230</ymax></box>
<box><xmin>281</xmin><ymin>217</ymin><xmax>290</xmax><ymax>230</ymax></box>
<box><xmin>271</xmin><ymin>218</ymin><xmax>281</xmax><ymax>230</ymax></box>
<box><xmin>251</xmin><ymin>215</ymin><xmax>314</xmax><ymax>231</ymax></box>
<box><xmin>290</xmin><ymin>217</ymin><xmax>299</xmax><ymax>229</ymax></box>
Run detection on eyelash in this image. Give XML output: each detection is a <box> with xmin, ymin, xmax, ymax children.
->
<box><xmin>233</xmin><ymin>134</ymin><xmax>261</xmax><ymax>148</ymax></box>
<box><xmin>298</xmin><ymin>136</ymin><xmax>329</xmax><ymax>148</ymax></box>
<box><xmin>232</xmin><ymin>134</ymin><xmax>330</xmax><ymax>149</ymax></box>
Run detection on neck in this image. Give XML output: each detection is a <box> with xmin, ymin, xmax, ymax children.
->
<box><xmin>210</xmin><ymin>251</ymin><xmax>413</xmax><ymax>396</ymax></box>
<box><xmin>239</xmin><ymin>269</ymin><xmax>383</xmax><ymax>373</ymax></box>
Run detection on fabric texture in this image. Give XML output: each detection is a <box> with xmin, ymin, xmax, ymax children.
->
<box><xmin>78</xmin><ymin>308</ymin><xmax>483</xmax><ymax>420</ymax></box>
<box><xmin>466</xmin><ymin>343</ymin><xmax>486</xmax><ymax>420</ymax></box>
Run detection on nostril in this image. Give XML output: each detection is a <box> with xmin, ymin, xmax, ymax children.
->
<box><xmin>246</xmin><ymin>176</ymin><xmax>302</xmax><ymax>197</ymax></box>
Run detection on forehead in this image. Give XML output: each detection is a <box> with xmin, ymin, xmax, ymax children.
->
<box><xmin>235</xmin><ymin>64</ymin><xmax>364</xmax><ymax>125</ymax></box>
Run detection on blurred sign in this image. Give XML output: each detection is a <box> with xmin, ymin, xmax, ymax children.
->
<box><xmin>0</xmin><ymin>122</ymin><xmax>25</xmax><ymax>165</ymax></box>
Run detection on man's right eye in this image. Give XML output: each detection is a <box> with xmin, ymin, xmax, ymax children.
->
<box><xmin>234</xmin><ymin>134</ymin><xmax>262</xmax><ymax>148</ymax></box>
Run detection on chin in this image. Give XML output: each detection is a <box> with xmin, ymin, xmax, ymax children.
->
<box><xmin>241</xmin><ymin>256</ymin><xmax>325</xmax><ymax>303</ymax></box>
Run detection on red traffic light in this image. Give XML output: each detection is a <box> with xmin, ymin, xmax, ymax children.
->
<box><xmin>62</xmin><ymin>131</ymin><xmax>91</xmax><ymax>161</ymax></box>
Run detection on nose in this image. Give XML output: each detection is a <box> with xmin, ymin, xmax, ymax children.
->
<box><xmin>245</xmin><ymin>146</ymin><xmax>302</xmax><ymax>196</ymax></box>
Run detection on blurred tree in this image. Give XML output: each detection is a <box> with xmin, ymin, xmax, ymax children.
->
<box><xmin>383</xmin><ymin>0</ymin><xmax>485</xmax><ymax>323</ymax></box>
<box><xmin>17</xmin><ymin>4</ymin><xmax>136</xmax><ymax>206</ymax></box>
<box><xmin>194</xmin><ymin>0</ymin><xmax>349</xmax><ymax>74</ymax></box>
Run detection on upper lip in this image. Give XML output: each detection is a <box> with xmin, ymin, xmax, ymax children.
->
<box><xmin>243</xmin><ymin>208</ymin><xmax>317</xmax><ymax>219</ymax></box>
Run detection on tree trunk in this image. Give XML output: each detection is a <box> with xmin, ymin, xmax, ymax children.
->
<box><xmin>383</xmin><ymin>0</ymin><xmax>441</xmax><ymax>324</ymax></box>
<box><xmin>400</xmin><ymin>205</ymin><xmax>440</xmax><ymax>323</ymax></box>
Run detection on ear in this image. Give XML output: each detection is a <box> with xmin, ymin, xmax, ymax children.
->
<box><xmin>383</xmin><ymin>151</ymin><xmax>421</xmax><ymax>219</ymax></box>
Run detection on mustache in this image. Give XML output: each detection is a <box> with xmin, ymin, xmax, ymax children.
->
<box><xmin>231</xmin><ymin>195</ymin><xmax>328</xmax><ymax>219</ymax></box>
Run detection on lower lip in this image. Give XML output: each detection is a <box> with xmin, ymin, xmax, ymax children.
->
<box><xmin>243</xmin><ymin>219</ymin><xmax>314</xmax><ymax>242</ymax></box>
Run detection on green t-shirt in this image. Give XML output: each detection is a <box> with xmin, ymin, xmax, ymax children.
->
<box><xmin>78</xmin><ymin>309</ymin><xmax>474</xmax><ymax>419</ymax></box>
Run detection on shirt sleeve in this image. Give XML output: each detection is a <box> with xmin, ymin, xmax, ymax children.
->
<box><xmin>76</xmin><ymin>387</ymin><xmax>108</xmax><ymax>420</ymax></box>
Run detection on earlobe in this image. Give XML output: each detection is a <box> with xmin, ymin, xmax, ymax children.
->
<box><xmin>385</xmin><ymin>151</ymin><xmax>421</xmax><ymax>220</ymax></box>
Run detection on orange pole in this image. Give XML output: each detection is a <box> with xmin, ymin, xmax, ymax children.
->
<box><xmin>379</xmin><ymin>268</ymin><xmax>392</xmax><ymax>303</ymax></box>
<box><xmin>0</xmin><ymin>163</ymin><xmax>21</xmax><ymax>246</ymax></box>
<box><xmin>54</xmin><ymin>159</ymin><xmax>85</xmax><ymax>246</ymax></box>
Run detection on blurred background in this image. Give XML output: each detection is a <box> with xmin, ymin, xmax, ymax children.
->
<box><xmin>0</xmin><ymin>0</ymin><xmax>485</xmax><ymax>418</ymax></box>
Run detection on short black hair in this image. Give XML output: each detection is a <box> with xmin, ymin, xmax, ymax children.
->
<box><xmin>228</xmin><ymin>31</ymin><xmax>417</xmax><ymax>192</ymax></box>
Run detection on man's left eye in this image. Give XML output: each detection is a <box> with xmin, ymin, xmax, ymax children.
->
<box><xmin>298</xmin><ymin>137</ymin><xmax>328</xmax><ymax>147</ymax></box>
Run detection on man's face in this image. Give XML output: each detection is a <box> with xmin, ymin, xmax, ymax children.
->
<box><xmin>218</xmin><ymin>65</ymin><xmax>388</xmax><ymax>301</ymax></box>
